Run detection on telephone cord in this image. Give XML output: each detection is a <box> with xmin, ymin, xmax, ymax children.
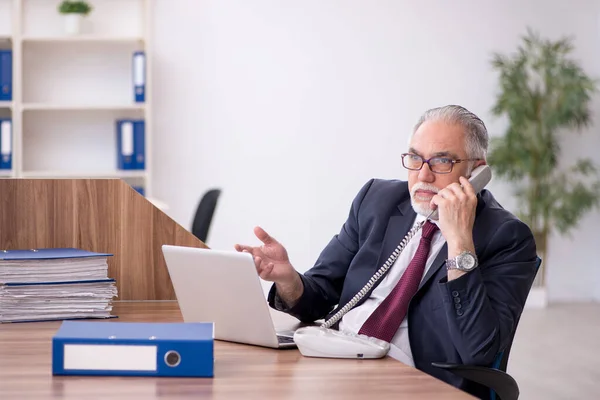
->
<box><xmin>320</xmin><ymin>217</ymin><xmax>429</xmax><ymax>329</ymax></box>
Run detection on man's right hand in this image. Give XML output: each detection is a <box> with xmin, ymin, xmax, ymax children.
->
<box><xmin>234</xmin><ymin>226</ymin><xmax>303</xmax><ymax>306</ymax></box>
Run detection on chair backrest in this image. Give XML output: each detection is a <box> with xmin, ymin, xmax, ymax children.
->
<box><xmin>490</xmin><ymin>255</ymin><xmax>542</xmax><ymax>399</ymax></box>
<box><xmin>191</xmin><ymin>188</ymin><xmax>221</xmax><ymax>243</ymax></box>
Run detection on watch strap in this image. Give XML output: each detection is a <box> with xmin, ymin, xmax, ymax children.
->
<box><xmin>446</xmin><ymin>258</ymin><xmax>459</xmax><ymax>270</ymax></box>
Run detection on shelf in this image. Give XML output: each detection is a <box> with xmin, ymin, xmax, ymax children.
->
<box><xmin>7</xmin><ymin>0</ymin><xmax>152</xmax><ymax>196</ymax></box>
<box><xmin>22</xmin><ymin>36</ymin><xmax>144</xmax><ymax>44</ymax></box>
<box><xmin>22</xmin><ymin>103</ymin><xmax>145</xmax><ymax>111</ymax></box>
<box><xmin>20</xmin><ymin>170</ymin><xmax>148</xmax><ymax>179</ymax></box>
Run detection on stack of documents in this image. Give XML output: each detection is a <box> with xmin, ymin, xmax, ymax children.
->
<box><xmin>0</xmin><ymin>248</ymin><xmax>117</xmax><ymax>323</ymax></box>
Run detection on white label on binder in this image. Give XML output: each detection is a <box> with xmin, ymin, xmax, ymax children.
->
<box><xmin>121</xmin><ymin>122</ymin><xmax>134</xmax><ymax>156</ymax></box>
<box><xmin>134</xmin><ymin>53</ymin><xmax>145</xmax><ymax>86</ymax></box>
<box><xmin>1</xmin><ymin>121</ymin><xmax>10</xmax><ymax>155</ymax></box>
<box><xmin>64</xmin><ymin>344</ymin><xmax>157</xmax><ymax>371</ymax></box>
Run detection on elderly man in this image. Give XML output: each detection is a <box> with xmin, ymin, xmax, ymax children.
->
<box><xmin>235</xmin><ymin>105</ymin><xmax>538</xmax><ymax>399</ymax></box>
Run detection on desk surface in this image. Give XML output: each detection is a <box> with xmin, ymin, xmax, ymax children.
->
<box><xmin>0</xmin><ymin>302</ymin><xmax>474</xmax><ymax>400</ymax></box>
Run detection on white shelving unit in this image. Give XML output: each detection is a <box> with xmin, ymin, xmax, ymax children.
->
<box><xmin>0</xmin><ymin>0</ymin><xmax>154</xmax><ymax>198</ymax></box>
<box><xmin>21</xmin><ymin>103</ymin><xmax>146</xmax><ymax>111</ymax></box>
<box><xmin>21</xmin><ymin>35</ymin><xmax>144</xmax><ymax>43</ymax></box>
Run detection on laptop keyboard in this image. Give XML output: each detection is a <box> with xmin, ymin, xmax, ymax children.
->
<box><xmin>277</xmin><ymin>335</ymin><xmax>295</xmax><ymax>344</ymax></box>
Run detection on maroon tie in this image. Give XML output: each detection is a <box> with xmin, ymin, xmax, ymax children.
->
<box><xmin>358</xmin><ymin>221</ymin><xmax>439</xmax><ymax>342</ymax></box>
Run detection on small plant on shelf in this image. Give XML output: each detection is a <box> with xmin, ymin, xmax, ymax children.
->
<box><xmin>58</xmin><ymin>1</ymin><xmax>93</xmax><ymax>16</ymax></box>
<box><xmin>58</xmin><ymin>1</ymin><xmax>93</xmax><ymax>35</ymax></box>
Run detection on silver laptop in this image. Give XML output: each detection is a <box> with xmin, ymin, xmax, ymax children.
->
<box><xmin>161</xmin><ymin>245</ymin><xmax>296</xmax><ymax>349</ymax></box>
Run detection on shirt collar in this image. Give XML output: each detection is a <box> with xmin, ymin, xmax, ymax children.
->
<box><xmin>415</xmin><ymin>211</ymin><xmax>440</xmax><ymax>227</ymax></box>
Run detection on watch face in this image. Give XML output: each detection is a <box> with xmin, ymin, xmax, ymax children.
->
<box><xmin>458</xmin><ymin>253</ymin><xmax>477</xmax><ymax>270</ymax></box>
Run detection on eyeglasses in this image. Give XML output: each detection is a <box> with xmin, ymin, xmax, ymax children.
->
<box><xmin>401</xmin><ymin>153</ymin><xmax>480</xmax><ymax>174</ymax></box>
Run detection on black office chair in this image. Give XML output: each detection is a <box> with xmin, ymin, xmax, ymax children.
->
<box><xmin>191</xmin><ymin>188</ymin><xmax>221</xmax><ymax>243</ymax></box>
<box><xmin>432</xmin><ymin>256</ymin><xmax>542</xmax><ymax>400</ymax></box>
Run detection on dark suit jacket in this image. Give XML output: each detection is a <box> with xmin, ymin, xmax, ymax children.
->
<box><xmin>268</xmin><ymin>178</ymin><xmax>538</xmax><ymax>399</ymax></box>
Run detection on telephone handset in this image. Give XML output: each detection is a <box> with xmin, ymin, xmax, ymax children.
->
<box><xmin>293</xmin><ymin>165</ymin><xmax>492</xmax><ymax>359</ymax></box>
<box><xmin>427</xmin><ymin>165</ymin><xmax>492</xmax><ymax>221</ymax></box>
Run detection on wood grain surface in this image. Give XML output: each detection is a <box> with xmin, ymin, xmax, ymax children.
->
<box><xmin>0</xmin><ymin>178</ymin><xmax>207</xmax><ymax>300</ymax></box>
<box><xmin>0</xmin><ymin>301</ymin><xmax>474</xmax><ymax>400</ymax></box>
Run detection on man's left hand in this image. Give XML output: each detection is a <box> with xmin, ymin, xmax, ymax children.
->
<box><xmin>430</xmin><ymin>176</ymin><xmax>477</xmax><ymax>258</ymax></box>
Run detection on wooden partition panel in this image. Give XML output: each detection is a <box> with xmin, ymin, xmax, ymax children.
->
<box><xmin>0</xmin><ymin>179</ymin><xmax>207</xmax><ymax>300</ymax></box>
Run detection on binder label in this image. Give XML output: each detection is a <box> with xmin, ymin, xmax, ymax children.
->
<box><xmin>64</xmin><ymin>344</ymin><xmax>157</xmax><ymax>371</ymax></box>
<box><xmin>134</xmin><ymin>53</ymin><xmax>145</xmax><ymax>86</ymax></box>
<box><xmin>121</xmin><ymin>122</ymin><xmax>134</xmax><ymax>156</ymax></box>
<box><xmin>1</xmin><ymin>120</ymin><xmax>10</xmax><ymax>156</ymax></box>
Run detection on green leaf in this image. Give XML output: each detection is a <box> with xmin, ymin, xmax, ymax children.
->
<box><xmin>571</xmin><ymin>159</ymin><xmax>598</xmax><ymax>175</ymax></box>
<box><xmin>550</xmin><ymin>180</ymin><xmax>600</xmax><ymax>233</ymax></box>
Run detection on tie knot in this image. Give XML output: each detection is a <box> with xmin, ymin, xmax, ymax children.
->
<box><xmin>422</xmin><ymin>221</ymin><xmax>439</xmax><ymax>240</ymax></box>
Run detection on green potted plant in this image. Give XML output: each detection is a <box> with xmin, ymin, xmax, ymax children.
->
<box><xmin>58</xmin><ymin>1</ymin><xmax>93</xmax><ymax>35</ymax></box>
<box><xmin>489</xmin><ymin>28</ymin><xmax>600</xmax><ymax>302</ymax></box>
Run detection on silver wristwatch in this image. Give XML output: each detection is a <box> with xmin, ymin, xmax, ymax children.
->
<box><xmin>446</xmin><ymin>251</ymin><xmax>478</xmax><ymax>272</ymax></box>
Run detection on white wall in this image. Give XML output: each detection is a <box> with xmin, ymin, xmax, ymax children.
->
<box><xmin>596</xmin><ymin>265</ymin><xmax>600</xmax><ymax>302</ymax></box>
<box><xmin>151</xmin><ymin>0</ymin><xmax>600</xmax><ymax>301</ymax></box>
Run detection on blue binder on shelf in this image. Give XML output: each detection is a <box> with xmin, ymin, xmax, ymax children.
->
<box><xmin>116</xmin><ymin>119</ymin><xmax>145</xmax><ymax>170</ymax></box>
<box><xmin>0</xmin><ymin>49</ymin><xmax>11</xmax><ymax>101</ymax></box>
<box><xmin>133</xmin><ymin>51</ymin><xmax>145</xmax><ymax>103</ymax></box>
<box><xmin>0</xmin><ymin>118</ymin><xmax>11</xmax><ymax>169</ymax></box>
<box><xmin>52</xmin><ymin>321</ymin><xmax>214</xmax><ymax>377</ymax></box>
<box><xmin>134</xmin><ymin>120</ymin><xmax>145</xmax><ymax>169</ymax></box>
<box><xmin>132</xmin><ymin>185</ymin><xmax>145</xmax><ymax>196</ymax></box>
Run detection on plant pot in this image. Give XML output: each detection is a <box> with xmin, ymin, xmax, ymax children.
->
<box><xmin>64</xmin><ymin>13</ymin><xmax>83</xmax><ymax>35</ymax></box>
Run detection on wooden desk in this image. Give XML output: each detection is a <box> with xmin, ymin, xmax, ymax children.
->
<box><xmin>0</xmin><ymin>302</ymin><xmax>474</xmax><ymax>399</ymax></box>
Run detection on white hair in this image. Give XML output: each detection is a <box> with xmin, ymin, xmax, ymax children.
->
<box><xmin>411</xmin><ymin>105</ymin><xmax>489</xmax><ymax>161</ymax></box>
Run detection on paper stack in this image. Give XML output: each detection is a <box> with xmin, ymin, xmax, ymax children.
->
<box><xmin>0</xmin><ymin>248</ymin><xmax>118</xmax><ymax>323</ymax></box>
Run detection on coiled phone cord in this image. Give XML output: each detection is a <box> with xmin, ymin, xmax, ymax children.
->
<box><xmin>319</xmin><ymin>213</ymin><xmax>433</xmax><ymax>330</ymax></box>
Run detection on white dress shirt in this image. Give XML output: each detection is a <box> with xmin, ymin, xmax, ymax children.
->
<box><xmin>338</xmin><ymin>213</ymin><xmax>446</xmax><ymax>366</ymax></box>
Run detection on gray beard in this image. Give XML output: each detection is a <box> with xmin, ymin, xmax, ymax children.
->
<box><xmin>411</xmin><ymin>199</ymin><xmax>433</xmax><ymax>217</ymax></box>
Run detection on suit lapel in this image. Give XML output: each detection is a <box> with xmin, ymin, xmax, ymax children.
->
<box><xmin>377</xmin><ymin>200</ymin><xmax>417</xmax><ymax>273</ymax></box>
<box><xmin>377</xmin><ymin>207</ymin><xmax>449</xmax><ymax>294</ymax></box>
<box><xmin>373</xmin><ymin>198</ymin><xmax>449</xmax><ymax>293</ymax></box>
<box><xmin>354</xmin><ymin>199</ymin><xmax>416</xmax><ymax>308</ymax></box>
<box><xmin>418</xmin><ymin>242</ymin><xmax>447</xmax><ymax>291</ymax></box>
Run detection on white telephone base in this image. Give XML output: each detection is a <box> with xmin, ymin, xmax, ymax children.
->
<box><xmin>293</xmin><ymin>326</ymin><xmax>390</xmax><ymax>359</ymax></box>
